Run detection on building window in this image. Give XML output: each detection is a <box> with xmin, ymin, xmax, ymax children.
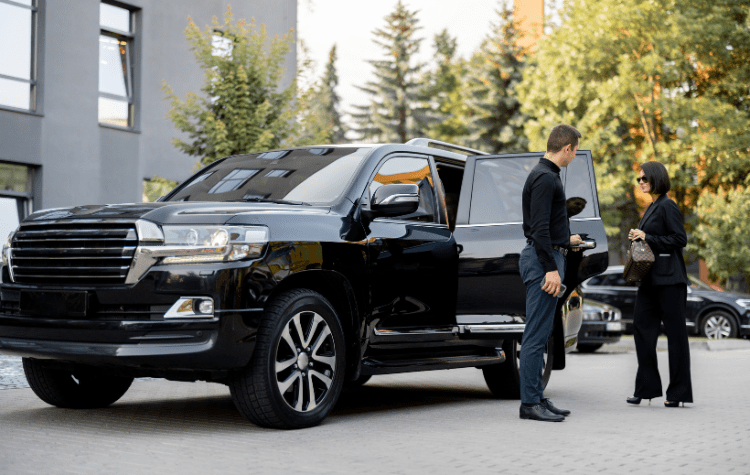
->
<box><xmin>0</xmin><ymin>162</ymin><xmax>34</xmax><ymax>244</ymax></box>
<box><xmin>99</xmin><ymin>2</ymin><xmax>135</xmax><ymax>127</ymax></box>
<box><xmin>0</xmin><ymin>0</ymin><xmax>38</xmax><ymax>111</ymax></box>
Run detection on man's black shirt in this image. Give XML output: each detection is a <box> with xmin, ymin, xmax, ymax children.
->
<box><xmin>522</xmin><ymin>158</ymin><xmax>570</xmax><ymax>273</ymax></box>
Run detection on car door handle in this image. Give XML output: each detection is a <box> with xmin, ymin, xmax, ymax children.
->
<box><xmin>571</xmin><ymin>239</ymin><xmax>596</xmax><ymax>250</ymax></box>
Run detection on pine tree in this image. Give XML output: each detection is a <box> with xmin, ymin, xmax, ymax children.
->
<box><xmin>421</xmin><ymin>30</ymin><xmax>470</xmax><ymax>144</ymax></box>
<box><xmin>296</xmin><ymin>45</ymin><xmax>347</xmax><ymax>145</ymax></box>
<box><xmin>352</xmin><ymin>0</ymin><xmax>428</xmax><ymax>143</ymax></box>
<box><xmin>162</xmin><ymin>6</ymin><xmax>297</xmax><ymax>165</ymax></box>
<box><xmin>463</xmin><ymin>2</ymin><xmax>529</xmax><ymax>154</ymax></box>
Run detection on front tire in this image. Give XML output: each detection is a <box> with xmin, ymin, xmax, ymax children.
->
<box><xmin>700</xmin><ymin>310</ymin><xmax>738</xmax><ymax>339</ymax></box>
<box><xmin>22</xmin><ymin>359</ymin><xmax>133</xmax><ymax>409</ymax></box>
<box><xmin>482</xmin><ymin>335</ymin><xmax>554</xmax><ymax>399</ymax></box>
<box><xmin>229</xmin><ymin>289</ymin><xmax>346</xmax><ymax>429</ymax></box>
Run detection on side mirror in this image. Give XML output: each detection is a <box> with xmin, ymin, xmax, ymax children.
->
<box><xmin>370</xmin><ymin>183</ymin><xmax>420</xmax><ymax>218</ymax></box>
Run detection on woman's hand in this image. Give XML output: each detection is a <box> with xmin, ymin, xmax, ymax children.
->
<box><xmin>628</xmin><ymin>229</ymin><xmax>646</xmax><ymax>241</ymax></box>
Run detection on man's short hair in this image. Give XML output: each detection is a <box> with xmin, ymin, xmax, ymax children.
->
<box><xmin>640</xmin><ymin>161</ymin><xmax>671</xmax><ymax>195</ymax></box>
<box><xmin>546</xmin><ymin>124</ymin><xmax>582</xmax><ymax>153</ymax></box>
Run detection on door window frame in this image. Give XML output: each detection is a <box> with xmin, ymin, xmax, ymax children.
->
<box><xmin>362</xmin><ymin>153</ymin><xmax>442</xmax><ymax>225</ymax></box>
<box><xmin>455</xmin><ymin>150</ymin><xmax>600</xmax><ymax>228</ymax></box>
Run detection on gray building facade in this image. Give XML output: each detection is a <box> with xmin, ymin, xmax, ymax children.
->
<box><xmin>0</xmin><ymin>0</ymin><xmax>297</xmax><ymax>244</ymax></box>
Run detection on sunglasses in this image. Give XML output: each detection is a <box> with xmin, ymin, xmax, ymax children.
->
<box><xmin>636</xmin><ymin>176</ymin><xmax>649</xmax><ymax>184</ymax></box>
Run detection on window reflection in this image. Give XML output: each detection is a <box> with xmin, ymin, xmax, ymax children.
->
<box><xmin>100</xmin><ymin>3</ymin><xmax>130</xmax><ymax>31</ymax></box>
<box><xmin>98</xmin><ymin>2</ymin><xmax>134</xmax><ymax>127</ymax></box>
<box><xmin>208</xmin><ymin>169</ymin><xmax>261</xmax><ymax>194</ymax></box>
<box><xmin>369</xmin><ymin>156</ymin><xmax>436</xmax><ymax>223</ymax></box>
<box><xmin>166</xmin><ymin>148</ymin><xmax>371</xmax><ymax>204</ymax></box>
<box><xmin>0</xmin><ymin>1</ymin><xmax>35</xmax><ymax>111</ymax></box>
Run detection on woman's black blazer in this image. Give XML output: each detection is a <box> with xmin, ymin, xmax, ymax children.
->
<box><xmin>639</xmin><ymin>194</ymin><xmax>690</xmax><ymax>287</ymax></box>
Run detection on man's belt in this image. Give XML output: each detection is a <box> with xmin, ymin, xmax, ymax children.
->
<box><xmin>527</xmin><ymin>240</ymin><xmax>568</xmax><ymax>257</ymax></box>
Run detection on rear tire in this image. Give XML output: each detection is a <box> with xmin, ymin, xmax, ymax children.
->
<box><xmin>482</xmin><ymin>335</ymin><xmax>554</xmax><ymax>399</ymax></box>
<box><xmin>22</xmin><ymin>358</ymin><xmax>133</xmax><ymax>408</ymax></box>
<box><xmin>229</xmin><ymin>289</ymin><xmax>346</xmax><ymax>429</ymax></box>
<box><xmin>576</xmin><ymin>343</ymin><xmax>603</xmax><ymax>353</ymax></box>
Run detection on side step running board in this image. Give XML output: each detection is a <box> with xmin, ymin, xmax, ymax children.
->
<box><xmin>362</xmin><ymin>349</ymin><xmax>506</xmax><ymax>375</ymax></box>
<box><xmin>458</xmin><ymin>324</ymin><xmax>525</xmax><ymax>334</ymax></box>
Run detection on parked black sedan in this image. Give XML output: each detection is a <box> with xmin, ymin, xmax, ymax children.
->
<box><xmin>576</xmin><ymin>299</ymin><xmax>622</xmax><ymax>352</ymax></box>
<box><xmin>581</xmin><ymin>266</ymin><xmax>750</xmax><ymax>339</ymax></box>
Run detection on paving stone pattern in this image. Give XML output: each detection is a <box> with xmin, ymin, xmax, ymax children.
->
<box><xmin>1</xmin><ymin>348</ymin><xmax>749</xmax><ymax>474</ymax></box>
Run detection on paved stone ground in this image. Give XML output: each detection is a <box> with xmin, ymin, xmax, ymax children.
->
<box><xmin>1</xmin><ymin>343</ymin><xmax>749</xmax><ymax>475</ymax></box>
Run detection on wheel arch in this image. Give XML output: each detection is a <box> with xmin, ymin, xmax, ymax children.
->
<box><xmin>696</xmin><ymin>304</ymin><xmax>741</xmax><ymax>333</ymax></box>
<box><xmin>267</xmin><ymin>269</ymin><xmax>363</xmax><ymax>380</ymax></box>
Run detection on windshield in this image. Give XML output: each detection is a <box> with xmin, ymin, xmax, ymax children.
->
<box><xmin>166</xmin><ymin>147</ymin><xmax>371</xmax><ymax>204</ymax></box>
<box><xmin>688</xmin><ymin>275</ymin><xmax>715</xmax><ymax>291</ymax></box>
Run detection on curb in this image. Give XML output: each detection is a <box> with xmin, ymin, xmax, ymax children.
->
<box><xmin>604</xmin><ymin>338</ymin><xmax>750</xmax><ymax>352</ymax></box>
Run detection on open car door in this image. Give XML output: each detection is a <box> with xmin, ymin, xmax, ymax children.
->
<box><xmin>452</xmin><ymin>151</ymin><xmax>609</xmax><ymax>365</ymax></box>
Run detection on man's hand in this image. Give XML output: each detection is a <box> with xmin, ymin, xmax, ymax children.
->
<box><xmin>542</xmin><ymin>270</ymin><xmax>562</xmax><ymax>296</ymax></box>
<box><xmin>570</xmin><ymin>234</ymin><xmax>583</xmax><ymax>251</ymax></box>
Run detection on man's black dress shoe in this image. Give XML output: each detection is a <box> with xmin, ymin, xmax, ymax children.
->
<box><xmin>541</xmin><ymin>398</ymin><xmax>570</xmax><ymax>416</ymax></box>
<box><xmin>519</xmin><ymin>404</ymin><xmax>565</xmax><ymax>422</ymax></box>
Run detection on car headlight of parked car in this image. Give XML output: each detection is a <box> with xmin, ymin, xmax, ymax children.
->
<box><xmin>581</xmin><ymin>303</ymin><xmax>602</xmax><ymax>321</ymax></box>
<box><xmin>159</xmin><ymin>225</ymin><xmax>269</xmax><ymax>264</ymax></box>
<box><xmin>737</xmin><ymin>299</ymin><xmax>750</xmax><ymax>310</ymax></box>
<box><xmin>126</xmin><ymin>221</ymin><xmax>270</xmax><ymax>283</ymax></box>
<box><xmin>2</xmin><ymin>229</ymin><xmax>16</xmax><ymax>268</ymax></box>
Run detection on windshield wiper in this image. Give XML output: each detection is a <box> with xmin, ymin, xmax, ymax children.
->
<box><xmin>228</xmin><ymin>198</ymin><xmax>312</xmax><ymax>206</ymax></box>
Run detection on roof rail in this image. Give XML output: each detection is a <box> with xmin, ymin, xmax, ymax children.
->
<box><xmin>406</xmin><ymin>138</ymin><xmax>489</xmax><ymax>156</ymax></box>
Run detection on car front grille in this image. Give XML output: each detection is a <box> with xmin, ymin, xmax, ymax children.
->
<box><xmin>10</xmin><ymin>221</ymin><xmax>138</xmax><ymax>285</ymax></box>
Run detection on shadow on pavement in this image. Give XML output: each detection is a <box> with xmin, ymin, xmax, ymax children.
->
<box><xmin>2</xmin><ymin>379</ymin><xmax>502</xmax><ymax>431</ymax></box>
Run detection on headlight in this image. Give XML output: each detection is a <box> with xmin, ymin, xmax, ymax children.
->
<box><xmin>158</xmin><ymin>225</ymin><xmax>269</xmax><ymax>264</ymax></box>
<box><xmin>737</xmin><ymin>299</ymin><xmax>750</xmax><ymax>310</ymax></box>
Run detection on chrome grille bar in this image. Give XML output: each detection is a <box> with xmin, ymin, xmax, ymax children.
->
<box><xmin>10</xmin><ymin>222</ymin><xmax>138</xmax><ymax>285</ymax></box>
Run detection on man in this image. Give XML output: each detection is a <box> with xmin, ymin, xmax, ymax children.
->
<box><xmin>518</xmin><ymin>124</ymin><xmax>584</xmax><ymax>422</ymax></box>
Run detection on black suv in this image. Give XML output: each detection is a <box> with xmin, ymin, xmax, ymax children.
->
<box><xmin>0</xmin><ymin>140</ymin><xmax>608</xmax><ymax>429</ymax></box>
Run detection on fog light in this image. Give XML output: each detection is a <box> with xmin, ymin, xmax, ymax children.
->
<box><xmin>164</xmin><ymin>297</ymin><xmax>215</xmax><ymax>319</ymax></box>
<box><xmin>197</xmin><ymin>299</ymin><xmax>214</xmax><ymax>314</ymax></box>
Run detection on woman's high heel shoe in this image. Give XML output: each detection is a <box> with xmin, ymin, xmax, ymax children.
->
<box><xmin>626</xmin><ymin>397</ymin><xmax>651</xmax><ymax>405</ymax></box>
<box><xmin>664</xmin><ymin>401</ymin><xmax>684</xmax><ymax>407</ymax></box>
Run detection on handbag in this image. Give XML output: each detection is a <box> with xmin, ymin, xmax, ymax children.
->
<box><xmin>623</xmin><ymin>239</ymin><xmax>655</xmax><ymax>283</ymax></box>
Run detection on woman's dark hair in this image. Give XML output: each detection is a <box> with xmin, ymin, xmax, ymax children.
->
<box><xmin>640</xmin><ymin>161</ymin><xmax>671</xmax><ymax>195</ymax></box>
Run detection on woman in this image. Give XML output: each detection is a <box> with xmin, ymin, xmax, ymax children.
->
<box><xmin>626</xmin><ymin>161</ymin><xmax>693</xmax><ymax>407</ymax></box>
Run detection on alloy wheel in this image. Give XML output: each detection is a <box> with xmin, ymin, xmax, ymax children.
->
<box><xmin>274</xmin><ymin>310</ymin><xmax>337</xmax><ymax>412</ymax></box>
<box><xmin>703</xmin><ymin>314</ymin><xmax>733</xmax><ymax>339</ymax></box>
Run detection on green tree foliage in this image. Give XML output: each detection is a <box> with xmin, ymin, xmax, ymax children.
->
<box><xmin>142</xmin><ymin>176</ymin><xmax>179</xmax><ymax>203</ymax></box>
<box><xmin>517</xmin><ymin>0</ymin><xmax>750</xmax><ymax>262</ymax></box>
<box><xmin>420</xmin><ymin>30</ymin><xmax>470</xmax><ymax>144</ymax></box>
<box><xmin>692</xmin><ymin>187</ymin><xmax>750</xmax><ymax>292</ymax></box>
<box><xmin>163</xmin><ymin>6</ymin><xmax>297</xmax><ymax>165</ymax></box>
<box><xmin>296</xmin><ymin>45</ymin><xmax>347</xmax><ymax>144</ymax></box>
<box><xmin>464</xmin><ymin>2</ymin><xmax>529</xmax><ymax>154</ymax></box>
<box><xmin>352</xmin><ymin>0</ymin><xmax>429</xmax><ymax>143</ymax></box>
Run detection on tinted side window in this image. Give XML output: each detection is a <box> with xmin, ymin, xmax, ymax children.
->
<box><xmin>564</xmin><ymin>157</ymin><xmax>596</xmax><ymax>219</ymax></box>
<box><xmin>469</xmin><ymin>157</ymin><xmax>538</xmax><ymax>224</ymax></box>
<box><xmin>370</xmin><ymin>156</ymin><xmax>436</xmax><ymax>222</ymax></box>
<box><xmin>586</xmin><ymin>275</ymin><xmax>604</xmax><ymax>286</ymax></box>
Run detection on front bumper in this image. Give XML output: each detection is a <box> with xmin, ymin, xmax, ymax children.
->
<box><xmin>577</xmin><ymin>320</ymin><xmax>622</xmax><ymax>345</ymax></box>
<box><xmin>0</xmin><ymin>263</ymin><xmax>270</xmax><ymax>370</ymax></box>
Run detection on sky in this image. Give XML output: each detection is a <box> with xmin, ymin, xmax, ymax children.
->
<box><xmin>296</xmin><ymin>0</ymin><xmax>507</xmax><ymax>128</ymax></box>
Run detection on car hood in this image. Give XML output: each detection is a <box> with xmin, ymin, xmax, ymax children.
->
<box><xmin>23</xmin><ymin>202</ymin><xmax>333</xmax><ymax>225</ymax></box>
<box><xmin>691</xmin><ymin>289</ymin><xmax>750</xmax><ymax>301</ymax></box>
